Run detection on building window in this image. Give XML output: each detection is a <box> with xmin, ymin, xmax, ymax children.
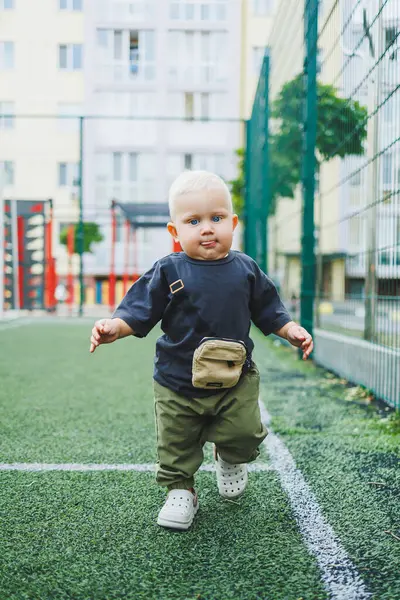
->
<box><xmin>168</xmin><ymin>91</ymin><xmax>225</xmax><ymax>119</ymax></box>
<box><xmin>59</xmin><ymin>0</ymin><xmax>83</xmax><ymax>10</ymax></box>
<box><xmin>193</xmin><ymin>153</ymin><xmax>225</xmax><ymax>175</ymax></box>
<box><xmin>385</xmin><ymin>27</ymin><xmax>398</xmax><ymax>60</ymax></box>
<box><xmin>382</xmin><ymin>154</ymin><xmax>393</xmax><ymax>187</ymax></box>
<box><xmin>184</xmin><ymin>93</ymin><xmax>194</xmax><ymax>120</ymax></box>
<box><xmin>382</xmin><ymin>95</ymin><xmax>397</xmax><ymax>125</ymax></box>
<box><xmin>97</xmin><ymin>29</ymin><xmax>155</xmax><ymax>82</ymax></box>
<box><xmin>185</xmin><ymin>92</ymin><xmax>209</xmax><ymax>119</ymax></box>
<box><xmin>252</xmin><ymin>0</ymin><xmax>274</xmax><ymax>16</ymax></box>
<box><xmin>129</xmin><ymin>153</ymin><xmax>137</xmax><ymax>181</ymax></box>
<box><xmin>184</xmin><ymin>154</ymin><xmax>192</xmax><ymax>169</ymax></box>
<box><xmin>168</xmin><ymin>30</ymin><xmax>227</xmax><ymax>85</ymax></box>
<box><xmin>168</xmin><ymin>153</ymin><xmax>225</xmax><ymax>178</ymax></box>
<box><xmin>58</xmin><ymin>162</ymin><xmax>79</xmax><ymax>187</ymax></box>
<box><xmin>0</xmin><ymin>42</ymin><xmax>14</xmax><ymax>69</ymax></box>
<box><xmin>200</xmin><ymin>93</ymin><xmax>209</xmax><ymax>120</ymax></box>
<box><xmin>113</xmin><ymin>152</ymin><xmax>122</xmax><ymax>181</ymax></box>
<box><xmin>1</xmin><ymin>0</ymin><xmax>14</xmax><ymax>9</ymax></box>
<box><xmin>95</xmin><ymin>152</ymin><xmax>156</xmax><ymax>205</ymax></box>
<box><xmin>114</xmin><ymin>30</ymin><xmax>123</xmax><ymax>60</ymax></box>
<box><xmin>101</xmin><ymin>152</ymin><xmax>140</xmax><ymax>184</ymax></box>
<box><xmin>58</xmin><ymin>103</ymin><xmax>82</xmax><ymax>132</ymax></box>
<box><xmin>0</xmin><ymin>160</ymin><xmax>14</xmax><ymax>185</ymax></box>
<box><xmin>129</xmin><ymin>32</ymin><xmax>139</xmax><ymax>73</ymax></box>
<box><xmin>349</xmin><ymin>217</ymin><xmax>361</xmax><ymax>247</ymax></box>
<box><xmin>170</xmin><ymin>1</ymin><xmax>194</xmax><ymax>20</ymax></box>
<box><xmin>97</xmin><ymin>29</ymin><xmax>108</xmax><ymax>48</ymax></box>
<box><xmin>0</xmin><ymin>101</ymin><xmax>14</xmax><ymax>129</ymax></box>
<box><xmin>170</xmin><ymin>1</ymin><xmax>226</xmax><ymax>21</ymax></box>
<box><xmin>59</xmin><ymin>44</ymin><xmax>83</xmax><ymax>70</ymax></box>
<box><xmin>167</xmin><ymin>153</ymin><xmax>227</xmax><ymax>187</ymax></box>
<box><xmin>59</xmin><ymin>45</ymin><xmax>67</xmax><ymax>68</ymax></box>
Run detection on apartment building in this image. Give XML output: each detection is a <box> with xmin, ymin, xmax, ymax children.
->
<box><xmin>0</xmin><ymin>0</ymin><xmax>85</xmax><ymax>286</ymax></box>
<box><xmin>340</xmin><ymin>0</ymin><xmax>400</xmax><ymax>297</ymax></box>
<box><xmin>266</xmin><ymin>0</ymin><xmax>351</xmax><ymax>301</ymax></box>
<box><xmin>240</xmin><ymin>0</ymin><xmax>276</xmax><ymax>119</ymax></box>
<box><xmin>0</xmin><ymin>0</ymin><xmax>243</xmax><ymax>292</ymax></box>
<box><xmin>267</xmin><ymin>0</ymin><xmax>400</xmax><ymax>301</ymax></box>
<box><xmin>83</xmin><ymin>0</ymin><xmax>242</xmax><ymax>277</ymax></box>
<box><xmin>265</xmin><ymin>0</ymin><xmax>306</xmax><ymax>297</ymax></box>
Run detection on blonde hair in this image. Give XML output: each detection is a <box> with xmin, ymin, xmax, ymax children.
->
<box><xmin>168</xmin><ymin>170</ymin><xmax>232</xmax><ymax>219</ymax></box>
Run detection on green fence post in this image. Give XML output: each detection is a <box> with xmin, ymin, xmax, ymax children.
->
<box><xmin>364</xmin><ymin>0</ymin><xmax>384</xmax><ymax>342</ymax></box>
<box><xmin>261</xmin><ymin>54</ymin><xmax>270</xmax><ymax>274</ymax></box>
<box><xmin>300</xmin><ymin>0</ymin><xmax>319</xmax><ymax>338</ymax></box>
<box><xmin>244</xmin><ymin>118</ymin><xmax>255</xmax><ymax>260</ymax></box>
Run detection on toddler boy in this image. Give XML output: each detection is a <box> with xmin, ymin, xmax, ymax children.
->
<box><xmin>89</xmin><ymin>170</ymin><xmax>313</xmax><ymax>530</ymax></box>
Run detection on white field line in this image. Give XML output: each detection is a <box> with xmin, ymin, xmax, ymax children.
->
<box><xmin>260</xmin><ymin>400</ymin><xmax>371</xmax><ymax>600</ymax></box>
<box><xmin>0</xmin><ymin>462</ymin><xmax>273</xmax><ymax>473</ymax></box>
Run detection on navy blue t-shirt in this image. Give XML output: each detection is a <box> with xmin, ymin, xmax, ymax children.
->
<box><xmin>113</xmin><ymin>251</ymin><xmax>291</xmax><ymax>398</ymax></box>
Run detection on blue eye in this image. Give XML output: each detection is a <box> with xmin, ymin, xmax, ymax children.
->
<box><xmin>189</xmin><ymin>218</ymin><xmax>199</xmax><ymax>225</ymax></box>
<box><xmin>212</xmin><ymin>216</ymin><xmax>222</xmax><ymax>222</ymax></box>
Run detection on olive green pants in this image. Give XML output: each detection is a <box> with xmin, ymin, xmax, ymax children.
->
<box><xmin>153</xmin><ymin>365</ymin><xmax>268</xmax><ymax>490</ymax></box>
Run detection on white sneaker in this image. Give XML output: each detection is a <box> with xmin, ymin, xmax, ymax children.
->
<box><xmin>215</xmin><ymin>448</ymin><xmax>248</xmax><ymax>499</ymax></box>
<box><xmin>157</xmin><ymin>489</ymin><xmax>199</xmax><ymax>530</ymax></box>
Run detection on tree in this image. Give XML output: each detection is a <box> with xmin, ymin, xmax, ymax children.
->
<box><xmin>232</xmin><ymin>73</ymin><xmax>368</xmax><ymax>216</ymax></box>
<box><xmin>60</xmin><ymin>222</ymin><xmax>104</xmax><ymax>254</ymax></box>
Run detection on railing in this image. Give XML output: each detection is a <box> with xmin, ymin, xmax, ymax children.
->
<box><xmin>96</xmin><ymin>60</ymin><xmax>156</xmax><ymax>84</ymax></box>
<box><xmin>95</xmin><ymin>0</ymin><xmax>155</xmax><ymax>23</ymax></box>
<box><xmin>168</xmin><ymin>64</ymin><xmax>228</xmax><ymax>86</ymax></box>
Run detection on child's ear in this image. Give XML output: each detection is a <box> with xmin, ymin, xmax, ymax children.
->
<box><xmin>167</xmin><ymin>222</ymin><xmax>179</xmax><ymax>241</ymax></box>
<box><xmin>232</xmin><ymin>214</ymin><xmax>239</xmax><ymax>230</ymax></box>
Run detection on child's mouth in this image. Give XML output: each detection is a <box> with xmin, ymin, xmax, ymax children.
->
<box><xmin>201</xmin><ymin>241</ymin><xmax>217</xmax><ymax>248</ymax></box>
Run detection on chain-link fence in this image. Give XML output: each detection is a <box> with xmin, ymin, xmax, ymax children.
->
<box><xmin>245</xmin><ymin>0</ymin><xmax>400</xmax><ymax>407</ymax></box>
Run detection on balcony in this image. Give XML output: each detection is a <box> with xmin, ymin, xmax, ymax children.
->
<box><xmin>96</xmin><ymin>60</ymin><xmax>156</xmax><ymax>85</ymax></box>
<box><xmin>169</xmin><ymin>1</ymin><xmax>228</xmax><ymax>22</ymax></box>
<box><xmin>96</xmin><ymin>0</ymin><xmax>154</xmax><ymax>24</ymax></box>
<box><xmin>94</xmin><ymin>182</ymin><xmax>157</xmax><ymax>206</ymax></box>
<box><xmin>168</xmin><ymin>64</ymin><xmax>228</xmax><ymax>87</ymax></box>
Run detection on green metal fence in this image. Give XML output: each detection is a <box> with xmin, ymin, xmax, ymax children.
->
<box><xmin>245</xmin><ymin>0</ymin><xmax>400</xmax><ymax>408</ymax></box>
<box><xmin>244</xmin><ymin>53</ymin><xmax>270</xmax><ymax>275</ymax></box>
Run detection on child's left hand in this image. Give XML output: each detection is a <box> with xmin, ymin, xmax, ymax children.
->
<box><xmin>286</xmin><ymin>325</ymin><xmax>314</xmax><ymax>360</ymax></box>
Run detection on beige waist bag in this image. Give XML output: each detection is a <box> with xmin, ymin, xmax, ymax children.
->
<box><xmin>192</xmin><ymin>337</ymin><xmax>247</xmax><ymax>389</ymax></box>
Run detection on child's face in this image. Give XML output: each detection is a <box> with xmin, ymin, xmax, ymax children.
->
<box><xmin>167</xmin><ymin>188</ymin><xmax>238</xmax><ymax>261</ymax></box>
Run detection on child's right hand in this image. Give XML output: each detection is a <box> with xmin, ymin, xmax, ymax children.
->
<box><xmin>90</xmin><ymin>318</ymin><xmax>120</xmax><ymax>353</ymax></box>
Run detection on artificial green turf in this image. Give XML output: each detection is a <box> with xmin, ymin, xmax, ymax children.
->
<box><xmin>2</xmin><ymin>321</ymin><xmax>400</xmax><ymax>598</ymax></box>
<box><xmin>0</xmin><ymin>471</ymin><xmax>327</xmax><ymax>600</ymax></box>
<box><xmin>0</xmin><ymin>322</ymin><xmax>268</xmax><ymax>465</ymax></box>
<box><xmin>253</xmin><ymin>330</ymin><xmax>400</xmax><ymax>600</ymax></box>
<box><xmin>0</xmin><ymin>324</ymin><xmax>157</xmax><ymax>463</ymax></box>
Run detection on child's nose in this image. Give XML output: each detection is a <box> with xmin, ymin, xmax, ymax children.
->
<box><xmin>200</xmin><ymin>222</ymin><xmax>214</xmax><ymax>234</ymax></box>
